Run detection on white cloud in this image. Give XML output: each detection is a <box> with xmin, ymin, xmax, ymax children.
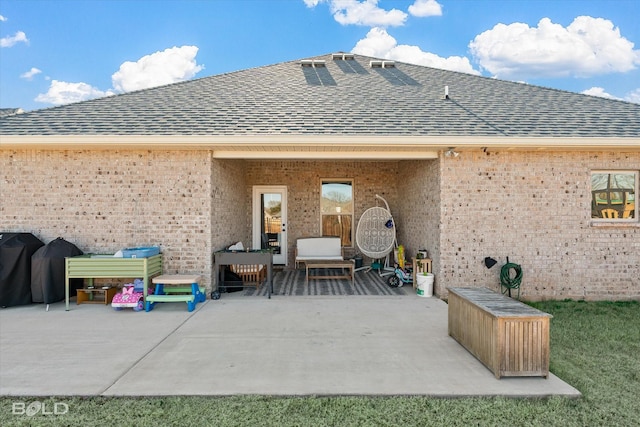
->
<box><xmin>0</xmin><ymin>15</ymin><xmax>7</xmax><ymax>22</ymax></box>
<box><xmin>624</xmin><ymin>88</ymin><xmax>640</xmax><ymax>104</ymax></box>
<box><xmin>352</xmin><ymin>27</ymin><xmax>479</xmax><ymax>74</ymax></box>
<box><xmin>408</xmin><ymin>0</ymin><xmax>442</xmax><ymax>17</ymax></box>
<box><xmin>33</xmin><ymin>45</ymin><xmax>203</xmax><ymax>106</ymax></box>
<box><xmin>20</xmin><ymin>67</ymin><xmax>42</xmax><ymax>80</ymax></box>
<box><xmin>1</xmin><ymin>30</ymin><xmax>28</xmax><ymax>48</ymax></box>
<box><xmin>305</xmin><ymin>0</ymin><xmax>407</xmax><ymax>27</ymax></box>
<box><xmin>35</xmin><ymin>80</ymin><xmax>115</xmax><ymax>105</ymax></box>
<box><xmin>469</xmin><ymin>16</ymin><xmax>640</xmax><ymax>79</ymax></box>
<box><xmin>111</xmin><ymin>45</ymin><xmax>204</xmax><ymax>92</ymax></box>
<box><xmin>352</xmin><ymin>27</ymin><xmax>397</xmax><ymax>56</ymax></box>
<box><xmin>580</xmin><ymin>87</ymin><xmax>640</xmax><ymax>104</ymax></box>
<box><xmin>581</xmin><ymin>87</ymin><xmax>618</xmax><ymax>100</ymax></box>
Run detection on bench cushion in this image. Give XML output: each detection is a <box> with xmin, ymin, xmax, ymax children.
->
<box><xmin>296</xmin><ymin>255</ymin><xmax>344</xmax><ymax>261</ymax></box>
<box><xmin>295</xmin><ymin>237</ymin><xmax>343</xmax><ymax>268</ymax></box>
<box><xmin>296</xmin><ymin>237</ymin><xmax>342</xmax><ymax>258</ymax></box>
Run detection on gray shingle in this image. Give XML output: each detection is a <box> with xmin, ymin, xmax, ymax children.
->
<box><xmin>1</xmin><ymin>53</ymin><xmax>639</xmax><ymax>138</ymax></box>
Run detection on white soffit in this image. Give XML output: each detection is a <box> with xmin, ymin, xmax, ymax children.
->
<box><xmin>211</xmin><ymin>149</ymin><xmax>438</xmax><ymax>160</ymax></box>
<box><xmin>1</xmin><ymin>135</ymin><xmax>639</xmax><ymax>157</ymax></box>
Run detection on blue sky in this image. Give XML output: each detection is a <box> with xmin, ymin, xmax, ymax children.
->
<box><xmin>1</xmin><ymin>0</ymin><xmax>639</xmax><ymax>111</ymax></box>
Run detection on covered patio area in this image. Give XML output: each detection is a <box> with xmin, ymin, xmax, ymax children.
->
<box><xmin>226</xmin><ymin>158</ymin><xmax>440</xmax><ymax>291</ymax></box>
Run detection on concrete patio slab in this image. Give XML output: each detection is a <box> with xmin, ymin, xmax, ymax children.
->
<box><xmin>0</xmin><ymin>295</ymin><xmax>580</xmax><ymax>398</ymax></box>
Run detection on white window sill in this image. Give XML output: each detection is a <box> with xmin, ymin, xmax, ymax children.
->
<box><xmin>590</xmin><ymin>221</ymin><xmax>640</xmax><ymax>228</ymax></box>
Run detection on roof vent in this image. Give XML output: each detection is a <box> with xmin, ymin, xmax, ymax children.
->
<box><xmin>332</xmin><ymin>53</ymin><xmax>355</xmax><ymax>60</ymax></box>
<box><xmin>442</xmin><ymin>85</ymin><xmax>450</xmax><ymax>100</ymax></box>
<box><xmin>300</xmin><ymin>59</ymin><xmax>326</xmax><ymax>68</ymax></box>
<box><xmin>369</xmin><ymin>60</ymin><xmax>395</xmax><ymax>68</ymax></box>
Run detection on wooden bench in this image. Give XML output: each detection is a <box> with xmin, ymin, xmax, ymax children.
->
<box><xmin>295</xmin><ymin>237</ymin><xmax>343</xmax><ymax>269</ymax></box>
<box><xmin>146</xmin><ymin>274</ymin><xmax>204</xmax><ymax>312</ymax></box>
<box><xmin>448</xmin><ymin>287</ymin><xmax>552</xmax><ymax>379</ymax></box>
<box><xmin>306</xmin><ymin>260</ymin><xmax>355</xmax><ymax>285</ymax></box>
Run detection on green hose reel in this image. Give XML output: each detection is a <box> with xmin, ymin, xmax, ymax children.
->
<box><xmin>500</xmin><ymin>260</ymin><xmax>523</xmax><ymax>300</ymax></box>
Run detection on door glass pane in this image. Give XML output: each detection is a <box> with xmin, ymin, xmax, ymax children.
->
<box><xmin>261</xmin><ymin>193</ymin><xmax>282</xmax><ymax>254</ymax></box>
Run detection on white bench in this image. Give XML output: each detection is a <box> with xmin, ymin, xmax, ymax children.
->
<box><xmin>295</xmin><ymin>237</ymin><xmax>343</xmax><ymax>269</ymax></box>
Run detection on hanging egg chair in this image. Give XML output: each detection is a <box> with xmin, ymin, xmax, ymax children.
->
<box><xmin>355</xmin><ymin>195</ymin><xmax>396</xmax><ymax>275</ymax></box>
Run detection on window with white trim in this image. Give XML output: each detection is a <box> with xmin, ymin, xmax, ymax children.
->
<box><xmin>591</xmin><ymin>171</ymin><xmax>638</xmax><ymax>220</ymax></box>
<box><xmin>321</xmin><ymin>180</ymin><xmax>353</xmax><ymax>246</ymax></box>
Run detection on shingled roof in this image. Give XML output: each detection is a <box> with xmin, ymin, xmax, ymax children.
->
<box><xmin>1</xmin><ymin>53</ymin><xmax>639</xmax><ymax>153</ymax></box>
<box><xmin>0</xmin><ymin>108</ymin><xmax>24</xmax><ymax>118</ymax></box>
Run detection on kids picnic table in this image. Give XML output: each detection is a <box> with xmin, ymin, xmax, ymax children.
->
<box><xmin>145</xmin><ymin>274</ymin><xmax>205</xmax><ymax>312</ymax></box>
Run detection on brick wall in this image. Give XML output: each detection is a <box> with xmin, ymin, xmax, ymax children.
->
<box><xmin>395</xmin><ymin>159</ymin><xmax>442</xmax><ymax>293</ymax></box>
<box><xmin>1</xmin><ymin>149</ymin><xmax>215</xmax><ymax>290</ymax></box>
<box><xmin>211</xmin><ymin>157</ymin><xmax>248</xmax><ymax>250</ymax></box>
<box><xmin>3</xmin><ymin>149</ymin><xmax>638</xmax><ymax>301</ymax></box>
<box><xmin>437</xmin><ymin>150</ymin><xmax>640</xmax><ymax>301</ymax></box>
<box><xmin>244</xmin><ymin>160</ymin><xmax>400</xmax><ymax>266</ymax></box>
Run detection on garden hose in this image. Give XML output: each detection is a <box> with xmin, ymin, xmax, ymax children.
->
<box><xmin>500</xmin><ymin>262</ymin><xmax>523</xmax><ymax>299</ymax></box>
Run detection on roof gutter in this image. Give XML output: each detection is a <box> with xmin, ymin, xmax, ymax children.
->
<box><xmin>1</xmin><ymin>135</ymin><xmax>639</xmax><ymax>157</ymax></box>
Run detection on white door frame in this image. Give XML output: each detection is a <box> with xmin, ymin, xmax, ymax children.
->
<box><xmin>252</xmin><ymin>186</ymin><xmax>288</xmax><ymax>266</ymax></box>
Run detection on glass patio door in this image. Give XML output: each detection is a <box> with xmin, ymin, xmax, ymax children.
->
<box><xmin>252</xmin><ymin>186</ymin><xmax>288</xmax><ymax>265</ymax></box>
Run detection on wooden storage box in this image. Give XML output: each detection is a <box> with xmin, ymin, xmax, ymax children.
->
<box><xmin>76</xmin><ymin>287</ymin><xmax>118</xmax><ymax>305</ymax></box>
<box><xmin>448</xmin><ymin>287</ymin><xmax>552</xmax><ymax>379</ymax></box>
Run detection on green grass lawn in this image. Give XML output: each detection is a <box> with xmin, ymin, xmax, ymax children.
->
<box><xmin>1</xmin><ymin>300</ymin><xmax>638</xmax><ymax>426</ymax></box>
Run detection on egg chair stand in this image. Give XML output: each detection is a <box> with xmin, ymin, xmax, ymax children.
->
<box><xmin>355</xmin><ymin>194</ymin><xmax>397</xmax><ymax>276</ymax></box>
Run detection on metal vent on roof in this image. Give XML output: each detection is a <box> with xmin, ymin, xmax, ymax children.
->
<box><xmin>333</xmin><ymin>54</ymin><xmax>367</xmax><ymax>75</ymax></box>
<box><xmin>301</xmin><ymin>59</ymin><xmax>336</xmax><ymax>86</ymax></box>
<box><xmin>371</xmin><ymin>63</ymin><xmax>420</xmax><ymax>86</ymax></box>
<box><xmin>332</xmin><ymin>53</ymin><xmax>355</xmax><ymax>60</ymax></box>
<box><xmin>300</xmin><ymin>59</ymin><xmax>326</xmax><ymax>68</ymax></box>
<box><xmin>370</xmin><ymin>60</ymin><xmax>395</xmax><ymax>68</ymax></box>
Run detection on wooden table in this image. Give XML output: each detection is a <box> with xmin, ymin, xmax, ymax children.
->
<box><xmin>213</xmin><ymin>250</ymin><xmax>273</xmax><ymax>298</ymax></box>
<box><xmin>306</xmin><ymin>260</ymin><xmax>355</xmax><ymax>285</ymax></box>
<box><xmin>65</xmin><ymin>254</ymin><xmax>162</xmax><ymax>311</ymax></box>
<box><xmin>448</xmin><ymin>287</ymin><xmax>552</xmax><ymax>379</ymax></box>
